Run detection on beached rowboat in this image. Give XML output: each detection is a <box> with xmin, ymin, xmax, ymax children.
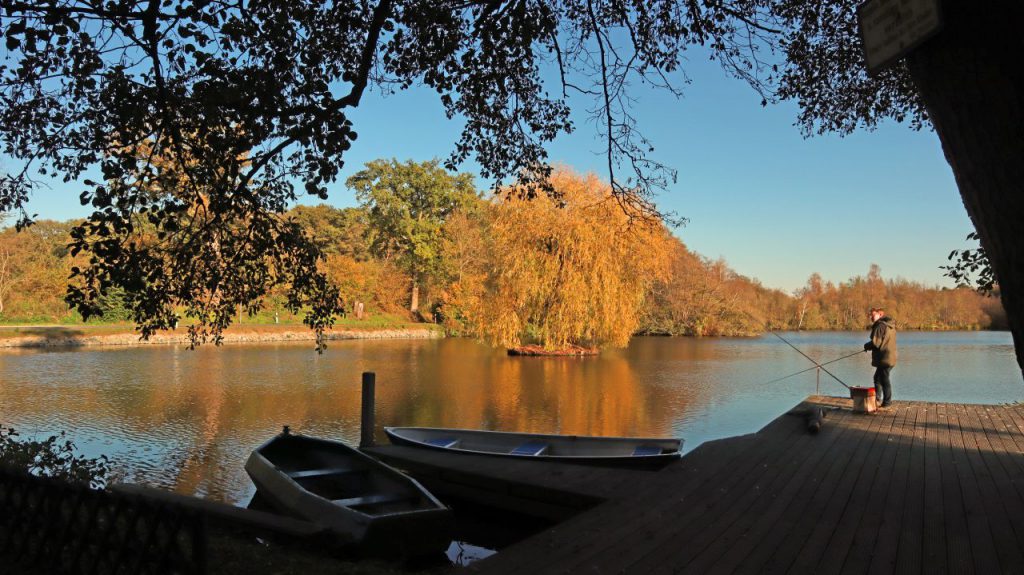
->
<box><xmin>384</xmin><ymin>427</ymin><xmax>682</xmax><ymax>468</ymax></box>
<box><xmin>245</xmin><ymin>429</ymin><xmax>453</xmax><ymax>557</ymax></box>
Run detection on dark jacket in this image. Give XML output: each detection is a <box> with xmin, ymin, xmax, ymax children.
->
<box><xmin>865</xmin><ymin>316</ymin><xmax>897</xmax><ymax>367</ymax></box>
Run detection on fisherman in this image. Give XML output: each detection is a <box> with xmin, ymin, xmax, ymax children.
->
<box><xmin>864</xmin><ymin>307</ymin><xmax>897</xmax><ymax>408</ymax></box>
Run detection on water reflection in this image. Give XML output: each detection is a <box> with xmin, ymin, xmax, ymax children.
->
<box><xmin>0</xmin><ymin>332</ymin><xmax>1020</xmax><ymax>503</ymax></box>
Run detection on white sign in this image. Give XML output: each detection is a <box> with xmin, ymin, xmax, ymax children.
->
<box><xmin>857</xmin><ymin>0</ymin><xmax>942</xmax><ymax>75</ymax></box>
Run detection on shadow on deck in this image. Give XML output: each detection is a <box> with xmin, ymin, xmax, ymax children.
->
<box><xmin>454</xmin><ymin>396</ymin><xmax>1024</xmax><ymax>574</ymax></box>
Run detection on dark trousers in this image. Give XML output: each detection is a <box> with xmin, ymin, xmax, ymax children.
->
<box><xmin>874</xmin><ymin>366</ymin><xmax>893</xmax><ymax>406</ymax></box>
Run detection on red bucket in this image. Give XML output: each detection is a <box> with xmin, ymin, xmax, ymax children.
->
<box><xmin>850</xmin><ymin>386</ymin><xmax>876</xmax><ymax>414</ymax></box>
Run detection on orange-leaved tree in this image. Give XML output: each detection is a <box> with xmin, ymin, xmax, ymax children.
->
<box><xmin>479</xmin><ymin>168</ymin><xmax>670</xmax><ymax>351</ymax></box>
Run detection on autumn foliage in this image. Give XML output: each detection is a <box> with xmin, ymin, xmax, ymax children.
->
<box><xmin>474</xmin><ymin>169</ymin><xmax>671</xmax><ymax>351</ymax></box>
<box><xmin>0</xmin><ymin>162</ymin><xmax>1007</xmax><ymax>342</ymax></box>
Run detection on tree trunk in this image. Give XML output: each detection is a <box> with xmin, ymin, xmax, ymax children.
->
<box><xmin>410</xmin><ymin>279</ymin><xmax>419</xmax><ymax>314</ymax></box>
<box><xmin>905</xmin><ymin>0</ymin><xmax>1024</xmax><ymax>377</ymax></box>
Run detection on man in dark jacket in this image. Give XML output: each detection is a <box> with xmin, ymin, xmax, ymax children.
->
<box><xmin>864</xmin><ymin>308</ymin><xmax>897</xmax><ymax>408</ymax></box>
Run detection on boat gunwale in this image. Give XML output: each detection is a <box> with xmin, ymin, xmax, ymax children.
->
<box><xmin>383</xmin><ymin>426</ymin><xmax>682</xmax><ymax>462</ymax></box>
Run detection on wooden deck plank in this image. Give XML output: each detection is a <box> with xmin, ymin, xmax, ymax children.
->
<box><xmin>683</xmin><ymin>408</ymin><xmax>859</xmax><ymax>575</ymax></box>
<box><xmin>747</xmin><ymin>408</ymin><xmax>881</xmax><ymax>575</ymax></box>
<box><xmin>976</xmin><ymin>406</ymin><xmax>1024</xmax><ymax>551</ymax></box>
<box><xmin>806</xmin><ymin>403</ymin><xmax>902</xmax><ymax>575</ymax></box>
<box><xmin>633</xmin><ymin>410</ymin><xmax>838</xmax><ymax>574</ymax></box>
<box><xmin>839</xmin><ymin>404</ymin><xmax>916</xmax><ymax>575</ymax></box>
<box><xmin>467</xmin><ymin>410</ymin><xmax>807</xmax><ymax>575</ymax></box>
<box><xmin>584</xmin><ymin>410</ymin><xmax>816</xmax><ymax>574</ymax></box>
<box><xmin>879</xmin><ymin>403</ymin><xmax>924</xmax><ymax>575</ymax></box>
<box><xmin>946</xmin><ymin>403</ymin><xmax>1001</xmax><ymax>574</ymax></box>
<box><xmin>990</xmin><ymin>404</ymin><xmax>1024</xmax><ymax>477</ymax></box>
<box><xmin>956</xmin><ymin>403</ymin><xmax>1024</xmax><ymax>573</ymax></box>
<box><xmin>457</xmin><ymin>398</ymin><xmax>1024</xmax><ymax>575</ymax></box>
<box><xmin>991</xmin><ymin>403</ymin><xmax>1024</xmax><ymax>523</ymax></box>
<box><xmin>544</xmin><ymin>421</ymin><xmax>808</xmax><ymax>574</ymax></box>
<box><xmin>918</xmin><ymin>403</ymin><xmax>949</xmax><ymax>575</ymax></box>
<box><xmin>782</xmin><ymin>400</ymin><xmax>895</xmax><ymax>574</ymax></box>
<box><xmin>935</xmin><ymin>403</ymin><xmax>977</xmax><ymax>574</ymax></box>
<box><xmin>464</xmin><ymin>434</ymin><xmax>769</xmax><ymax>575</ymax></box>
<box><xmin>983</xmin><ymin>405</ymin><xmax>1024</xmax><ymax>501</ymax></box>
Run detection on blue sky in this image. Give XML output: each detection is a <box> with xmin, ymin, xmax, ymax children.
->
<box><xmin>19</xmin><ymin>52</ymin><xmax>972</xmax><ymax>295</ymax></box>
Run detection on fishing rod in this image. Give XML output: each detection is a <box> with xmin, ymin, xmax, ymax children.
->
<box><xmin>740</xmin><ymin>308</ymin><xmax>855</xmax><ymax>390</ymax></box>
<box><xmin>761</xmin><ymin>349</ymin><xmax>865</xmax><ymax>386</ymax></box>
<box><xmin>765</xmin><ymin>331</ymin><xmax>853</xmax><ymax>390</ymax></box>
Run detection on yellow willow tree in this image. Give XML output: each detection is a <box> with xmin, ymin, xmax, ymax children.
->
<box><xmin>481</xmin><ymin>169</ymin><xmax>671</xmax><ymax>352</ymax></box>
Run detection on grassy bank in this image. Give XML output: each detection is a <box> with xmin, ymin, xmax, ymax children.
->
<box><xmin>0</xmin><ymin>318</ymin><xmax>444</xmax><ymax>348</ymax></box>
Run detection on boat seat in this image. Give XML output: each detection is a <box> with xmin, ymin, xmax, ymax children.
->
<box><xmin>510</xmin><ymin>442</ymin><xmax>549</xmax><ymax>456</ymax></box>
<box><xmin>632</xmin><ymin>445</ymin><xmax>664</xmax><ymax>457</ymax></box>
<box><xmin>333</xmin><ymin>493</ymin><xmax>414</xmax><ymax>508</ymax></box>
<box><xmin>425</xmin><ymin>437</ymin><xmax>460</xmax><ymax>448</ymax></box>
<box><xmin>286</xmin><ymin>467</ymin><xmax>361</xmax><ymax>480</ymax></box>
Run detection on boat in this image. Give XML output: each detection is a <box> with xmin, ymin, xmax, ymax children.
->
<box><xmin>384</xmin><ymin>427</ymin><xmax>682</xmax><ymax>468</ymax></box>
<box><xmin>244</xmin><ymin>428</ymin><xmax>453</xmax><ymax>557</ymax></box>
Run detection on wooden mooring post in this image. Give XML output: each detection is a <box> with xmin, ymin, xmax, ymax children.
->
<box><xmin>360</xmin><ymin>371</ymin><xmax>376</xmax><ymax>448</ymax></box>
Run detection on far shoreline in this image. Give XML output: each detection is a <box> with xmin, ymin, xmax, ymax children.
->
<box><xmin>0</xmin><ymin>323</ymin><xmax>1005</xmax><ymax>350</ymax></box>
<box><xmin>0</xmin><ymin>323</ymin><xmax>444</xmax><ymax>349</ymax></box>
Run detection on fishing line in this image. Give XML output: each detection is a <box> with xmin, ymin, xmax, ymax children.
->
<box><xmin>739</xmin><ymin>308</ymin><xmax>856</xmax><ymax>390</ymax></box>
<box><xmin>765</xmin><ymin>331</ymin><xmax>853</xmax><ymax>390</ymax></box>
<box><xmin>760</xmin><ymin>349</ymin><xmax>865</xmax><ymax>386</ymax></box>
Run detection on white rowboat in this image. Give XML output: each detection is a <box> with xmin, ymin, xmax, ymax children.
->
<box><xmin>384</xmin><ymin>427</ymin><xmax>682</xmax><ymax>468</ymax></box>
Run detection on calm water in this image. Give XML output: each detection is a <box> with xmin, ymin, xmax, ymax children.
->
<box><xmin>0</xmin><ymin>332</ymin><xmax>1020</xmax><ymax>504</ymax></box>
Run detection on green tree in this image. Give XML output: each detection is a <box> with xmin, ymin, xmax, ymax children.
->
<box><xmin>347</xmin><ymin>159</ymin><xmax>478</xmax><ymax>314</ymax></box>
<box><xmin>289</xmin><ymin>204</ymin><xmax>372</xmax><ymax>261</ymax></box>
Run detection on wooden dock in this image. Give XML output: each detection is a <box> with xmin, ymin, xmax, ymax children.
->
<box><xmin>454</xmin><ymin>396</ymin><xmax>1024</xmax><ymax>574</ymax></box>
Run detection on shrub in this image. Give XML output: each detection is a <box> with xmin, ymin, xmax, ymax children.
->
<box><xmin>0</xmin><ymin>426</ymin><xmax>111</xmax><ymax>490</ymax></box>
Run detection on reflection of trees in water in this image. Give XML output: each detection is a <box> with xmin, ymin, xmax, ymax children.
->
<box><xmin>376</xmin><ymin>340</ymin><xmax>684</xmax><ymax>438</ymax></box>
<box><xmin>170</xmin><ymin>350</ymin><xmax>229</xmax><ymax>496</ymax></box>
<box><xmin>1</xmin><ymin>338</ymin><xmax>707</xmax><ymax>500</ymax></box>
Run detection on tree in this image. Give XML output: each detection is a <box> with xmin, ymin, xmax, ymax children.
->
<box><xmin>741</xmin><ymin>0</ymin><xmax>1024</xmax><ymax>374</ymax></box>
<box><xmin>2</xmin><ymin>0</ymin><xmax>710</xmax><ymax>343</ymax></box>
<box><xmin>5</xmin><ymin>1</ymin><xmax>1023</xmax><ymax>371</ymax></box>
<box><xmin>479</xmin><ymin>168</ymin><xmax>670</xmax><ymax>351</ymax></box>
<box><xmin>289</xmin><ymin>204</ymin><xmax>372</xmax><ymax>261</ymax></box>
<box><xmin>0</xmin><ymin>221</ymin><xmax>71</xmax><ymax>319</ymax></box>
<box><xmin>347</xmin><ymin>159</ymin><xmax>478</xmax><ymax>314</ymax></box>
<box><xmin>435</xmin><ymin>205</ymin><xmax>491</xmax><ymax>334</ymax></box>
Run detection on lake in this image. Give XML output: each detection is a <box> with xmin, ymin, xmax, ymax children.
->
<box><xmin>0</xmin><ymin>331</ymin><xmax>1020</xmax><ymax>505</ymax></box>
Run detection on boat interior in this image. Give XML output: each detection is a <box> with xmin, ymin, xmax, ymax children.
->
<box><xmin>262</xmin><ymin>435</ymin><xmax>437</xmax><ymax>514</ymax></box>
